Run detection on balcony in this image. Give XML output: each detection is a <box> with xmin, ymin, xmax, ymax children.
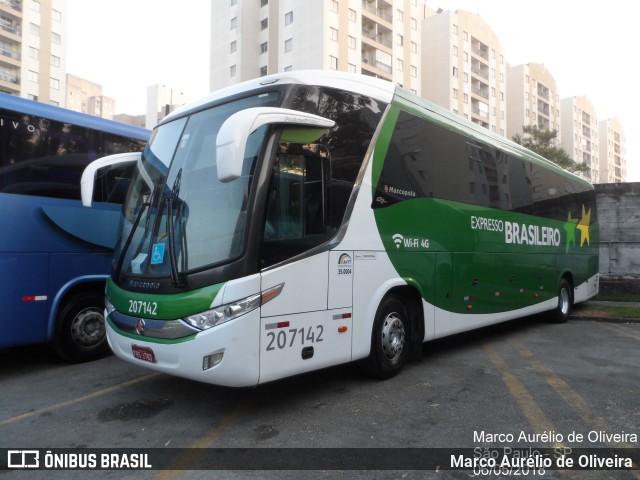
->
<box><xmin>362</xmin><ymin>0</ymin><xmax>393</xmax><ymax>23</ymax></box>
<box><xmin>362</xmin><ymin>55</ymin><xmax>391</xmax><ymax>74</ymax></box>
<box><xmin>471</xmin><ymin>58</ymin><xmax>489</xmax><ymax>80</ymax></box>
<box><xmin>471</xmin><ymin>79</ymin><xmax>489</xmax><ymax>99</ymax></box>
<box><xmin>362</xmin><ymin>16</ymin><xmax>392</xmax><ymax>49</ymax></box>
<box><xmin>471</xmin><ymin>37</ymin><xmax>489</xmax><ymax>60</ymax></box>
<box><xmin>537</xmin><ymin>83</ymin><xmax>550</xmax><ymax>100</ymax></box>
<box><xmin>537</xmin><ymin>99</ymin><xmax>550</xmax><ymax>117</ymax></box>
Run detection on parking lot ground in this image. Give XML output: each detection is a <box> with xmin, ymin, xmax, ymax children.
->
<box><xmin>1</xmin><ymin>315</ymin><xmax>638</xmax><ymax>479</ymax></box>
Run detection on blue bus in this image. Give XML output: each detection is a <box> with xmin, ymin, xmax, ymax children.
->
<box><xmin>0</xmin><ymin>94</ymin><xmax>149</xmax><ymax>361</ymax></box>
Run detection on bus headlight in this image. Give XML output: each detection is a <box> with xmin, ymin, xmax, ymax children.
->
<box><xmin>183</xmin><ymin>283</ymin><xmax>283</xmax><ymax>331</ymax></box>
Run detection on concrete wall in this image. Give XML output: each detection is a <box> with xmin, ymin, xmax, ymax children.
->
<box><xmin>595</xmin><ymin>182</ymin><xmax>640</xmax><ymax>294</ymax></box>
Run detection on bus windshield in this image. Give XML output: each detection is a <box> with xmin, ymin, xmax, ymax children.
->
<box><xmin>115</xmin><ymin>92</ymin><xmax>280</xmax><ymax>279</ymax></box>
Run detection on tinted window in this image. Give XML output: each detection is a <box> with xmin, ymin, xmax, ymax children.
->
<box><xmin>0</xmin><ymin>108</ymin><xmax>145</xmax><ymax>200</ymax></box>
<box><xmin>375</xmin><ymin>109</ymin><xmax>595</xmax><ymax>223</ymax></box>
<box><xmin>285</xmin><ymin>85</ymin><xmax>386</xmax><ymax>231</ymax></box>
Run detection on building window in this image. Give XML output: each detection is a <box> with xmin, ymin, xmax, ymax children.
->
<box><xmin>230</xmin><ymin>17</ymin><xmax>237</xmax><ymax>29</ymax></box>
<box><xmin>50</xmin><ymin>77</ymin><xmax>60</xmax><ymax>90</ymax></box>
<box><xmin>230</xmin><ymin>65</ymin><xmax>236</xmax><ymax>77</ymax></box>
<box><xmin>411</xmin><ymin>18</ymin><xmax>417</xmax><ymax>30</ymax></box>
<box><xmin>52</xmin><ymin>9</ymin><xmax>62</xmax><ymax>22</ymax></box>
<box><xmin>453</xmin><ymin>24</ymin><xmax>458</xmax><ymax>35</ymax></box>
<box><xmin>453</xmin><ymin>45</ymin><xmax>458</xmax><ymax>56</ymax></box>
<box><xmin>348</xmin><ymin>8</ymin><xmax>356</xmax><ymax>21</ymax></box>
<box><xmin>51</xmin><ymin>32</ymin><xmax>61</xmax><ymax>45</ymax></box>
<box><xmin>330</xmin><ymin>55</ymin><xmax>338</xmax><ymax>70</ymax></box>
<box><xmin>32</xmin><ymin>0</ymin><xmax>40</xmax><ymax>12</ymax></box>
<box><xmin>330</xmin><ymin>0</ymin><xmax>338</xmax><ymax>13</ymax></box>
<box><xmin>453</xmin><ymin>88</ymin><xmax>458</xmax><ymax>99</ymax></box>
<box><xmin>348</xmin><ymin>36</ymin><xmax>356</xmax><ymax>49</ymax></box>
<box><xmin>51</xmin><ymin>54</ymin><xmax>60</xmax><ymax>67</ymax></box>
<box><xmin>348</xmin><ymin>63</ymin><xmax>356</xmax><ymax>73</ymax></box>
<box><xmin>261</xmin><ymin>0</ymin><xmax>268</xmax><ymax>6</ymax></box>
<box><xmin>29</xmin><ymin>47</ymin><xmax>39</xmax><ymax>60</ymax></box>
<box><xmin>230</xmin><ymin>0</ymin><xmax>237</xmax><ymax>5</ymax></box>
<box><xmin>411</xmin><ymin>42</ymin><xmax>417</xmax><ymax>54</ymax></box>
<box><xmin>30</xmin><ymin>23</ymin><xmax>40</xmax><ymax>36</ymax></box>
<box><xmin>330</xmin><ymin>27</ymin><xmax>338</xmax><ymax>41</ymax></box>
<box><xmin>452</xmin><ymin>66</ymin><xmax>458</xmax><ymax>77</ymax></box>
<box><xmin>284</xmin><ymin>38</ymin><xmax>293</xmax><ymax>52</ymax></box>
<box><xmin>397</xmin><ymin>9</ymin><xmax>403</xmax><ymax>22</ymax></box>
<box><xmin>397</xmin><ymin>34</ymin><xmax>403</xmax><ymax>46</ymax></box>
<box><xmin>261</xmin><ymin>18</ymin><xmax>268</xmax><ymax>30</ymax></box>
<box><xmin>410</xmin><ymin>65</ymin><xmax>417</xmax><ymax>77</ymax></box>
<box><xmin>284</xmin><ymin>65</ymin><xmax>293</xmax><ymax>72</ymax></box>
<box><xmin>230</xmin><ymin>40</ymin><xmax>237</xmax><ymax>53</ymax></box>
<box><xmin>285</xmin><ymin>11</ymin><xmax>293</xmax><ymax>25</ymax></box>
<box><xmin>28</xmin><ymin>70</ymin><xmax>38</xmax><ymax>82</ymax></box>
<box><xmin>397</xmin><ymin>58</ymin><xmax>404</xmax><ymax>70</ymax></box>
<box><xmin>260</xmin><ymin>65</ymin><xmax>268</xmax><ymax>76</ymax></box>
<box><xmin>260</xmin><ymin>42</ymin><xmax>268</xmax><ymax>53</ymax></box>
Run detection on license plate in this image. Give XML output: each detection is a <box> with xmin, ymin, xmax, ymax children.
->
<box><xmin>132</xmin><ymin>345</ymin><xmax>155</xmax><ymax>363</ymax></box>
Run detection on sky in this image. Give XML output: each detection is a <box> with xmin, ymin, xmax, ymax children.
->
<box><xmin>65</xmin><ymin>0</ymin><xmax>638</xmax><ymax>181</ymax></box>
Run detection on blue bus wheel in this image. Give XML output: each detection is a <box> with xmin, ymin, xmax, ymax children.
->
<box><xmin>52</xmin><ymin>292</ymin><xmax>110</xmax><ymax>362</ymax></box>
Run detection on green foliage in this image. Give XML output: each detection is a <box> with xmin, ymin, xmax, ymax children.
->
<box><xmin>512</xmin><ymin>125</ymin><xmax>588</xmax><ymax>174</ymax></box>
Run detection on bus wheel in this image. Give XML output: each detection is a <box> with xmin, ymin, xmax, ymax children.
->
<box><xmin>52</xmin><ymin>292</ymin><xmax>110</xmax><ymax>362</ymax></box>
<box><xmin>363</xmin><ymin>294</ymin><xmax>409</xmax><ymax>379</ymax></box>
<box><xmin>551</xmin><ymin>279</ymin><xmax>573</xmax><ymax>323</ymax></box>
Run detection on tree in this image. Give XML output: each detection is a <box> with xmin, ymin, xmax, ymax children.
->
<box><xmin>512</xmin><ymin>125</ymin><xmax>588</xmax><ymax>174</ymax></box>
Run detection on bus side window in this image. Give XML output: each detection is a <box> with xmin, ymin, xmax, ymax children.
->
<box><xmin>261</xmin><ymin>143</ymin><xmax>330</xmax><ymax>268</ymax></box>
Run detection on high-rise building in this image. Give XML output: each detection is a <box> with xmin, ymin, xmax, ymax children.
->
<box><xmin>0</xmin><ymin>0</ymin><xmax>67</xmax><ymax>105</ymax></box>
<box><xmin>506</xmin><ymin>63</ymin><xmax>560</xmax><ymax>141</ymax></box>
<box><xmin>598</xmin><ymin>118</ymin><xmax>626</xmax><ymax>183</ymax></box>
<box><xmin>560</xmin><ymin>95</ymin><xmax>600</xmax><ymax>183</ymax></box>
<box><xmin>145</xmin><ymin>84</ymin><xmax>190</xmax><ymax>129</ymax></box>
<box><xmin>421</xmin><ymin>10</ymin><xmax>506</xmax><ymax>135</ymax></box>
<box><xmin>66</xmin><ymin>73</ymin><xmax>115</xmax><ymax>119</ymax></box>
<box><xmin>210</xmin><ymin>0</ymin><xmax>433</xmax><ymax>93</ymax></box>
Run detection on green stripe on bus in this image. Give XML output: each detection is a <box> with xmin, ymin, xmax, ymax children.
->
<box><xmin>106</xmin><ymin>278</ymin><xmax>225</xmax><ymax>320</ymax></box>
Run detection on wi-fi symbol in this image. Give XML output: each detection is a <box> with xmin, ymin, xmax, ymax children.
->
<box><xmin>392</xmin><ymin>233</ymin><xmax>404</xmax><ymax>249</ymax></box>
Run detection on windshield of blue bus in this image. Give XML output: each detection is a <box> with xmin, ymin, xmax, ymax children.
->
<box><xmin>115</xmin><ymin>92</ymin><xmax>280</xmax><ymax>278</ymax></box>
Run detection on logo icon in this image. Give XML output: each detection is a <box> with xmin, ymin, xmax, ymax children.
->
<box><xmin>392</xmin><ymin>233</ymin><xmax>404</xmax><ymax>249</ymax></box>
<box><xmin>135</xmin><ymin>318</ymin><xmax>146</xmax><ymax>335</ymax></box>
<box><xmin>7</xmin><ymin>450</ymin><xmax>39</xmax><ymax>468</ymax></box>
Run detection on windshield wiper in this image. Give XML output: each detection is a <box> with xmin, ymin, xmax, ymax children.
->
<box><xmin>115</xmin><ymin>201</ymin><xmax>150</xmax><ymax>283</ymax></box>
<box><xmin>166</xmin><ymin>169</ymin><xmax>183</xmax><ymax>287</ymax></box>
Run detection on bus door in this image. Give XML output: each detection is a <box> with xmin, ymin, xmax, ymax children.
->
<box><xmin>258</xmin><ymin>142</ymin><xmax>352</xmax><ymax>383</ymax></box>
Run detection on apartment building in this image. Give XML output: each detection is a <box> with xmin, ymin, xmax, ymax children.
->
<box><xmin>0</xmin><ymin>0</ymin><xmax>67</xmax><ymax>105</ymax></box>
<box><xmin>506</xmin><ymin>63</ymin><xmax>560</xmax><ymax>141</ymax></box>
<box><xmin>145</xmin><ymin>84</ymin><xmax>190</xmax><ymax>129</ymax></box>
<box><xmin>560</xmin><ymin>95</ymin><xmax>600</xmax><ymax>183</ymax></box>
<box><xmin>421</xmin><ymin>10</ymin><xmax>506</xmax><ymax>136</ymax></box>
<box><xmin>210</xmin><ymin>0</ymin><xmax>432</xmax><ymax>93</ymax></box>
<box><xmin>66</xmin><ymin>73</ymin><xmax>115</xmax><ymax>119</ymax></box>
<box><xmin>598</xmin><ymin>118</ymin><xmax>626</xmax><ymax>183</ymax></box>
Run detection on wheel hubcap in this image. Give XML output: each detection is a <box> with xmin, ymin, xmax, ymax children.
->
<box><xmin>560</xmin><ymin>288</ymin><xmax>570</xmax><ymax>316</ymax></box>
<box><xmin>70</xmin><ymin>308</ymin><xmax>105</xmax><ymax>348</ymax></box>
<box><xmin>381</xmin><ymin>312</ymin><xmax>405</xmax><ymax>361</ymax></box>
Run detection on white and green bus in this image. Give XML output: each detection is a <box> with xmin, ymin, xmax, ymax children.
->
<box><xmin>83</xmin><ymin>71</ymin><xmax>599</xmax><ymax>386</ymax></box>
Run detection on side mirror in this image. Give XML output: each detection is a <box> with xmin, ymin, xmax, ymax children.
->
<box><xmin>81</xmin><ymin>152</ymin><xmax>141</xmax><ymax>207</ymax></box>
<box><xmin>216</xmin><ymin>107</ymin><xmax>335</xmax><ymax>182</ymax></box>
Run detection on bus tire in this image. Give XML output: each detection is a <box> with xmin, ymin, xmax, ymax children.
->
<box><xmin>52</xmin><ymin>292</ymin><xmax>110</xmax><ymax>362</ymax></box>
<box><xmin>363</xmin><ymin>294</ymin><xmax>409</xmax><ymax>379</ymax></box>
<box><xmin>551</xmin><ymin>279</ymin><xmax>573</xmax><ymax>323</ymax></box>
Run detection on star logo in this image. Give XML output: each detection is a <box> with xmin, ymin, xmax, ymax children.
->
<box><xmin>577</xmin><ymin>205</ymin><xmax>591</xmax><ymax>247</ymax></box>
<box><xmin>564</xmin><ymin>205</ymin><xmax>591</xmax><ymax>253</ymax></box>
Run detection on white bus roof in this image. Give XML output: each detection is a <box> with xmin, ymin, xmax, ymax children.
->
<box><xmin>165</xmin><ymin>70</ymin><xmax>396</xmax><ymax>123</ymax></box>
